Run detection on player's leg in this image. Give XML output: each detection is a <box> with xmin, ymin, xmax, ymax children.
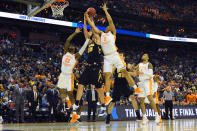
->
<box><xmin>68</xmin><ymin>91</ymin><xmax>75</xmax><ymax>106</ymax></box>
<box><xmin>97</xmin><ymin>88</ymin><xmax>105</xmax><ymax>106</ymax></box>
<box><xmin>147</xmin><ymin>95</ymin><xmax>160</xmax><ymax>123</ymax></box>
<box><xmin>147</xmin><ymin>95</ymin><xmax>158</xmax><ymax>113</ymax></box>
<box><xmin>106</xmin><ymin>83</ymin><xmax>121</xmax><ymax>125</ymax></box>
<box><xmin>97</xmin><ymin>87</ymin><xmax>106</xmax><ymax>117</ymax></box>
<box><xmin>129</xmin><ymin>95</ymin><xmax>141</xmax><ymax>121</ymax></box>
<box><xmin>72</xmin><ymin>84</ymin><xmax>84</xmax><ymax>110</ymax></box>
<box><xmin>106</xmin><ymin>102</ymin><xmax>115</xmax><ymax>125</ymax></box>
<box><xmin>145</xmin><ymin>80</ymin><xmax>160</xmax><ymax>123</ymax></box>
<box><xmin>59</xmin><ymin>88</ymin><xmax>72</xmax><ymax>109</ymax></box>
<box><xmin>106</xmin><ymin>87</ymin><xmax>119</xmax><ymax>124</ymax></box>
<box><xmin>153</xmin><ymin>92</ymin><xmax>162</xmax><ymax>122</ymax></box>
<box><xmin>57</xmin><ymin>73</ymin><xmax>67</xmax><ymax>98</ymax></box>
<box><xmin>139</xmin><ymin>97</ymin><xmax>149</xmax><ymax>124</ymax></box>
<box><xmin>69</xmin><ymin>74</ymin><xmax>80</xmax><ymax>123</ymax></box>
<box><xmin>114</xmin><ymin>53</ymin><xmax>141</xmax><ymax>93</ymax></box>
<box><xmin>104</xmin><ymin>59</ymin><xmax>113</xmax><ymax>105</ymax></box>
<box><xmin>72</xmin><ymin>70</ymin><xmax>87</xmax><ymax>113</ymax></box>
<box><xmin>89</xmin><ymin>67</ymin><xmax>106</xmax><ymax>117</ymax></box>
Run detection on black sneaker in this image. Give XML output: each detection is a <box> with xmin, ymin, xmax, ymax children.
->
<box><xmin>135</xmin><ymin>110</ymin><xmax>142</xmax><ymax>121</ymax></box>
<box><xmin>106</xmin><ymin>114</ymin><xmax>111</xmax><ymax>125</ymax></box>
<box><xmin>78</xmin><ymin>118</ymin><xmax>82</xmax><ymax>122</ymax></box>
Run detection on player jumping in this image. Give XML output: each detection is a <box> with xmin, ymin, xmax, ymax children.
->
<box><xmin>85</xmin><ymin>3</ymin><xmax>142</xmax><ymax>106</ymax></box>
<box><xmin>71</xmin><ymin>13</ymin><xmax>106</xmax><ymax>123</ymax></box>
<box><xmin>57</xmin><ymin>27</ymin><xmax>91</xmax><ymax>123</ymax></box>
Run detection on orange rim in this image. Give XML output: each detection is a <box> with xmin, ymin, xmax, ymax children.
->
<box><xmin>48</xmin><ymin>0</ymin><xmax>69</xmax><ymax>8</ymax></box>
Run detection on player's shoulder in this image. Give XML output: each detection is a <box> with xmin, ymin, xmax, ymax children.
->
<box><xmin>148</xmin><ymin>62</ymin><xmax>153</xmax><ymax>66</ymax></box>
<box><xmin>148</xmin><ymin>62</ymin><xmax>153</xmax><ymax>69</ymax></box>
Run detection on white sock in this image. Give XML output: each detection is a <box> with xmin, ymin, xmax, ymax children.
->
<box><xmin>106</xmin><ymin>92</ymin><xmax>110</xmax><ymax>97</ymax></box>
<box><xmin>155</xmin><ymin>112</ymin><xmax>159</xmax><ymax>116</ymax></box>
<box><xmin>133</xmin><ymin>85</ymin><xmax>137</xmax><ymax>89</ymax></box>
<box><xmin>143</xmin><ymin>114</ymin><xmax>147</xmax><ymax>118</ymax></box>
<box><xmin>66</xmin><ymin>96</ymin><xmax>70</xmax><ymax>101</ymax></box>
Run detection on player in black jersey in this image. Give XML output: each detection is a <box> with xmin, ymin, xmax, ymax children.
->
<box><xmin>71</xmin><ymin>14</ymin><xmax>106</xmax><ymax>123</ymax></box>
<box><xmin>106</xmin><ymin>53</ymin><xmax>141</xmax><ymax>125</ymax></box>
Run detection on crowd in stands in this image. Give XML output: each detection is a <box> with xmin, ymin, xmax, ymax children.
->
<box><xmin>0</xmin><ymin>1</ymin><xmax>197</xmax><ymax>37</ymax></box>
<box><xmin>0</xmin><ymin>26</ymin><xmax>196</xmax><ymax>123</ymax></box>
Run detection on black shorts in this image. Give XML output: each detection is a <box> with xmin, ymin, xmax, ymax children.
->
<box><xmin>112</xmin><ymin>79</ymin><xmax>134</xmax><ymax>102</ymax></box>
<box><xmin>79</xmin><ymin>66</ymin><xmax>102</xmax><ymax>88</ymax></box>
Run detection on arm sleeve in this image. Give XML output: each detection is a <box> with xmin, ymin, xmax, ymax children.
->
<box><xmin>79</xmin><ymin>39</ymin><xmax>90</xmax><ymax>55</ymax></box>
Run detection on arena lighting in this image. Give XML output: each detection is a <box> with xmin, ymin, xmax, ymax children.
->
<box><xmin>0</xmin><ymin>11</ymin><xmax>197</xmax><ymax>43</ymax></box>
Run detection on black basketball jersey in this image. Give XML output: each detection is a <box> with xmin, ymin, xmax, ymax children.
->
<box><xmin>87</xmin><ymin>42</ymin><xmax>102</xmax><ymax>65</ymax></box>
<box><xmin>114</xmin><ymin>69</ymin><xmax>127</xmax><ymax>85</ymax></box>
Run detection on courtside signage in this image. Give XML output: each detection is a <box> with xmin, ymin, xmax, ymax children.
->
<box><xmin>0</xmin><ymin>11</ymin><xmax>196</xmax><ymax>43</ymax></box>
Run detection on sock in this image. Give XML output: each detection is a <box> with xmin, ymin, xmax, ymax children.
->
<box><xmin>66</xmin><ymin>96</ymin><xmax>69</xmax><ymax>100</ymax></box>
<box><xmin>75</xmin><ymin>100</ymin><xmax>79</xmax><ymax>106</ymax></box>
<box><xmin>155</xmin><ymin>112</ymin><xmax>159</xmax><ymax>116</ymax></box>
<box><xmin>106</xmin><ymin>92</ymin><xmax>110</xmax><ymax>97</ymax></box>
<box><xmin>133</xmin><ymin>85</ymin><xmax>137</xmax><ymax>89</ymax></box>
<box><xmin>143</xmin><ymin>114</ymin><xmax>147</xmax><ymax>118</ymax></box>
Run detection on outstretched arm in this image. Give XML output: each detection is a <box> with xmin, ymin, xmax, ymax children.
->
<box><xmin>83</xmin><ymin>14</ymin><xmax>92</xmax><ymax>39</ymax></box>
<box><xmin>85</xmin><ymin>12</ymin><xmax>102</xmax><ymax>35</ymax></box>
<box><xmin>64</xmin><ymin>27</ymin><xmax>81</xmax><ymax>53</ymax></box>
<box><xmin>102</xmin><ymin>3</ymin><xmax>116</xmax><ymax>35</ymax></box>
<box><xmin>75</xmin><ymin>39</ymin><xmax>92</xmax><ymax>60</ymax></box>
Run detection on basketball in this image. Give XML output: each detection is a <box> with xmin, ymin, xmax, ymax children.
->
<box><xmin>87</xmin><ymin>7</ymin><xmax>96</xmax><ymax>16</ymax></box>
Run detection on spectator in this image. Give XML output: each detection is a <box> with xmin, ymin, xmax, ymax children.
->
<box><xmin>57</xmin><ymin>98</ymin><xmax>69</xmax><ymax>122</ymax></box>
<box><xmin>86</xmin><ymin>86</ymin><xmax>98</xmax><ymax>122</ymax></box>
<box><xmin>186</xmin><ymin>91</ymin><xmax>196</xmax><ymax>105</ymax></box>
<box><xmin>27</xmin><ymin>85</ymin><xmax>40</xmax><ymax>122</ymax></box>
<box><xmin>176</xmin><ymin>91</ymin><xmax>184</xmax><ymax>105</ymax></box>
<box><xmin>13</xmin><ymin>83</ymin><xmax>26</xmax><ymax>123</ymax></box>
<box><xmin>46</xmin><ymin>84</ymin><xmax>59</xmax><ymax>122</ymax></box>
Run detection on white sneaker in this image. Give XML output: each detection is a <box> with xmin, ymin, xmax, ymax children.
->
<box><xmin>72</xmin><ymin>104</ymin><xmax>79</xmax><ymax>111</ymax></box>
<box><xmin>155</xmin><ymin>115</ymin><xmax>160</xmax><ymax>124</ymax></box>
<box><xmin>142</xmin><ymin>116</ymin><xmax>149</xmax><ymax>125</ymax></box>
<box><xmin>98</xmin><ymin>106</ymin><xmax>106</xmax><ymax>117</ymax></box>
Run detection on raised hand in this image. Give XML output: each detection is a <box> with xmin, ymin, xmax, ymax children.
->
<box><xmin>75</xmin><ymin>27</ymin><xmax>82</xmax><ymax>34</ymax></box>
<box><xmin>101</xmin><ymin>2</ymin><xmax>108</xmax><ymax>11</ymax></box>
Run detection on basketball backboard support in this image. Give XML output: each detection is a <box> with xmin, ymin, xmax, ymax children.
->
<box><xmin>2</xmin><ymin>0</ymin><xmax>56</xmax><ymax>17</ymax></box>
<box><xmin>27</xmin><ymin>0</ymin><xmax>56</xmax><ymax>17</ymax></box>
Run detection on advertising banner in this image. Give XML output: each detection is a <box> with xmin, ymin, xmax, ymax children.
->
<box><xmin>80</xmin><ymin>105</ymin><xmax>197</xmax><ymax>121</ymax></box>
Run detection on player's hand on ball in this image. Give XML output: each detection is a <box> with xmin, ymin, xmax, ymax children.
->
<box><xmin>138</xmin><ymin>71</ymin><xmax>144</xmax><ymax>75</ymax></box>
<box><xmin>75</xmin><ymin>27</ymin><xmax>82</xmax><ymax>33</ymax></box>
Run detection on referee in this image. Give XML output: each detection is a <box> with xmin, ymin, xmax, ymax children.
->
<box><xmin>163</xmin><ymin>87</ymin><xmax>175</xmax><ymax>120</ymax></box>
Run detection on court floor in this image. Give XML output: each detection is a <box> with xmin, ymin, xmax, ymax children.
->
<box><xmin>0</xmin><ymin>119</ymin><xmax>197</xmax><ymax>131</ymax></box>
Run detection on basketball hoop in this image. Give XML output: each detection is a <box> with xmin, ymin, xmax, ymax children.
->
<box><xmin>50</xmin><ymin>0</ymin><xmax>69</xmax><ymax>18</ymax></box>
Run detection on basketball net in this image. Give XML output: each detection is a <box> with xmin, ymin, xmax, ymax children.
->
<box><xmin>50</xmin><ymin>0</ymin><xmax>69</xmax><ymax>18</ymax></box>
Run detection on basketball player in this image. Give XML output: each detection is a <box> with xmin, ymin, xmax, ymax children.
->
<box><xmin>85</xmin><ymin>3</ymin><xmax>142</xmax><ymax>105</ymax></box>
<box><xmin>135</xmin><ymin>54</ymin><xmax>160</xmax><ymax>124</ymax></box>
<box><xmin>57</xmin><ymin>27</ymin><xmax>91</xmax><ymax>123</ymax></box>
<box><xmin>106</xmin><ymin>53</ymin><xmax>141</xmax><ymax>125</ymax></box>
<box><xmin>71</xmin><ymin>14</ymin><xmax>106</xmax><ymax>123</ymax></box>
